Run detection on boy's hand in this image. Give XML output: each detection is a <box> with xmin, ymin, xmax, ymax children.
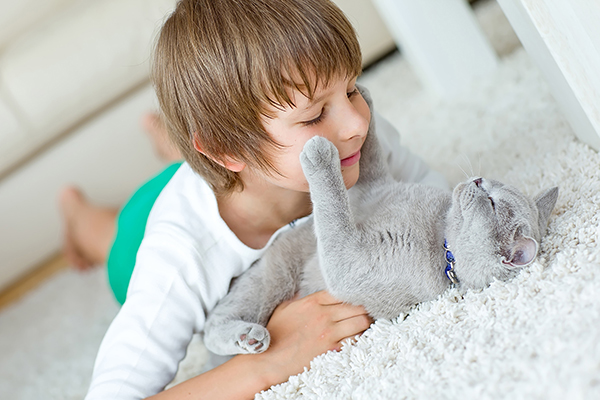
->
<box><xmin>258</xmin><ymin>290</ymin><xmax>372</xmax><ymax>384</ymax></box>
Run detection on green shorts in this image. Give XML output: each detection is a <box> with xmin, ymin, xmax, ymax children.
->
<box><xmin>107</xmin><ymin>162</ymin><xmax>182</xmax><ymax>305</ymax></box>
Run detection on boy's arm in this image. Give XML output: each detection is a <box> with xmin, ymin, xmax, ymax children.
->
<box><xmin>85</xmin><ymin>235</ymin><xmax>206</xmax><ymax>399</ymax></box>
<box><xmin>374</xmin><ymin>112</ymin><xmax>450</xmax><ymax>191</ymax></box>
<box><xmin>148</xmin><ymin>291</ymin><xmax>372</xmax><ymax>400</ymax></box>
<box><xmin>87</xmin><ymin>238</ymin><xmax>370</xmax><ymax>400</ymax></box>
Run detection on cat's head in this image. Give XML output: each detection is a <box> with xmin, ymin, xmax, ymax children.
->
<box><xmin>445</xmin><ymin>177</ymin><xmax>558</xmax><ymax>289</ymax></box>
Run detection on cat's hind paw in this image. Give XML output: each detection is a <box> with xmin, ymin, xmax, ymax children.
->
<box><xmin>236</xmin><ymin>324</ymin><xmax>270</xmax><ymax>354</ymax></box>
<box><xmin>300</xmin><ymin>136</ymin><xmax>339</xmax><ymax>177</ymax></box>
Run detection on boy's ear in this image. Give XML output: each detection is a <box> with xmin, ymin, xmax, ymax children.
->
<box><xmin>192</xmin><ymin>133</ymin><xmax>246</xmax><ymax>172</ymax></box>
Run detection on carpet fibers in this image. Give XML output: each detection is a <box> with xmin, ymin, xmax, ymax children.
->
<box><xmin>1</xmin><ymin>2</ymin><xmax>599</xmax><ymax>399</ymax></box>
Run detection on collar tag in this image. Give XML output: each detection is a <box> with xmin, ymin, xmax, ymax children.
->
<box><xmin>444</xmin><ymin>240</ymin><xmax>459</xmax><ymax>285</ymax></box>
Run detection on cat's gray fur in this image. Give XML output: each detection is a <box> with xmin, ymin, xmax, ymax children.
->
<box><xmin>203</xmin><ymin>87</ymin><xmax>559</xmax><ymax>356</ymax></box>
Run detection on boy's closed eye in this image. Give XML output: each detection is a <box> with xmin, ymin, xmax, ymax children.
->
<box><xmin>301</xmin><ymin>87</ymin><xmax>360</xmax><ymax>127</ymax></box>
<box><xmin>302</xmin><ymin>109</ymin><xmax>326</xmax><ymax>127</ymax></box>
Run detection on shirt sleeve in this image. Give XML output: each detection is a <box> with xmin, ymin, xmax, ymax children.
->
<box><xmin>375</xmin><ymin>112</ymin><xmax>450</xmax><ymax>191</ymax></box>
<box><xmin>85</xmin><ymin>232</ymin><xmax>206</xmax><ymax>400</ymax></box>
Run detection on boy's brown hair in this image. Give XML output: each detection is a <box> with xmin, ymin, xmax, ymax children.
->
<box><xmin>152</xmin><ymin>0</ymin><xmax>362</xmax><ymax>196</ymax></box>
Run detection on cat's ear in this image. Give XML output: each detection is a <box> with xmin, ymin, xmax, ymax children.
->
<box><xmin>502</xmin><ymin>236</ymin><xmax>538</xmax><ymax>267</ymax></box>
<box><xmin>534</xmin><ymin>187</ymin><xmax>559</xmax><ymax>234</ymax></box>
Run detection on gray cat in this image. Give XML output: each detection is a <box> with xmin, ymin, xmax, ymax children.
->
<box><xmin>203</xmin><ymin>89</ymin><xmax>559</xmax><ymax>356</ymax></box>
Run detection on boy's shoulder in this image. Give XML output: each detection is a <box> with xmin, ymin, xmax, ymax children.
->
<box><xmin>147</xmin><ymin>162</ymin><xmax>221</xmax><ymax>234</ymax></box>
<box><xmin>158</xmin><ymin>162</ymin><xmax>208</xmax><ymax>204</ymax></box>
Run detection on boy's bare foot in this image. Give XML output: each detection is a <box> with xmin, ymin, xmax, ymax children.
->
<box><xmin>141</xmin><ymin>112</ymin><xmax>182</xmax><ymax>162</ymax></box>
<box><xmin>59</xmin><ymin>187</ymin><xmax>118</xmax><ymax>270</ymax></box>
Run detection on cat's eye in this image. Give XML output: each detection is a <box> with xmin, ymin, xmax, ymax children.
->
<box><xmin>488</xmin><ymin>197</ymin><xmax>495</xmax><ymax>210</ymax></box>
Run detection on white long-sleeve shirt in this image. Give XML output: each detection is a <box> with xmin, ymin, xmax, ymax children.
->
<box><xmin>85</xmin><ymin>112</ymin><xmax>448</xmax><ymax>399</ymax></box>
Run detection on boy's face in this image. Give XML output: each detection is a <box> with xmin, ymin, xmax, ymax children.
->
<box><xmin>257</xmin><ymin>75</ymin><xmax>370</xmax><ymax>193</ymax></box>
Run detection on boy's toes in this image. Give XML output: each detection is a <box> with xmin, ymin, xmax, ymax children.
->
<box><xmin>59</xmin><ymin>187</ymin><xmax>92</xmax><ymax>270</ymax></box>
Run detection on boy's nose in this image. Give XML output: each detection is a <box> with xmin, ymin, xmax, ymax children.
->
<box><xmin>338</xmin><ymin>103</ymin><xmax>369</xmax><ymax>142</ymax></box>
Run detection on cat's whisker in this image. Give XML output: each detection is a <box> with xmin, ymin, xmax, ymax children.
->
<box><xmin>456</xmin><ymin>161</ymin><xmax>469</xmax><ymax>179</ymax></box>
<box><xmin>461</xmin><ymin>154</ymin><xmax>475</xmax><ymax>177</ymax></box>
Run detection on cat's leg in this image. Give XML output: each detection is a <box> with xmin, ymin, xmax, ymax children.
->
<box><xmin>204</xmin><ymin>227</ymin><xmax>311</xmax><ymax>355</ymax></box>
<box><xmin>300</xmin><ymin>136</ymin><xmax>355</xmax><ymax>238</ymax></box>
<box><xmin>300</xmin><ymin>137</ymin><xmax>368</xmax><ymax>297</ymax></box>
<box><xmin>203</xmin><ymin>263</ymin><xmax>275</xmax><ymax>355</ymax></box>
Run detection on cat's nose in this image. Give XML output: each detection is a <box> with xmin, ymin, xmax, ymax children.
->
<box><xmin>473</xmin><ymin>178</ymin><xmax>483</xmax><ymax>187</ymax></box>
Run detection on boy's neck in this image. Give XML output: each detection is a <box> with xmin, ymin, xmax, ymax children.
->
<box><xmin>216</xmin><ymin>181</ymin><xmax>312</xmax><ymax>250</ymax></box>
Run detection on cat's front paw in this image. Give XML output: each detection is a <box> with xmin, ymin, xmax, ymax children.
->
<box><xmin>300</xmin><ymin>136</ymin><xmax>339</xmax><ymax>178</ymax></box>
<box><xmin>236</xmin><ymin>323</ymin><xmax>270</xmax><ymax>354</ymax></box>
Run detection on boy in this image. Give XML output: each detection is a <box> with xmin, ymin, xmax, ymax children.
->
<box><xmin>85</xmin><ymin>0</ymin><xmax>447</xmax><ymax>399</ymax></box>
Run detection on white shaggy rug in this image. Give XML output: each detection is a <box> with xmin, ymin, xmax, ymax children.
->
<box><xmin>1</xmin><ymin>2</ymin><xmax>599</xmax><ymax>399</ymax></box>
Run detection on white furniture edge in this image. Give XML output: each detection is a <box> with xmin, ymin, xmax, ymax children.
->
<box><xmin>496</xmin><ymin>0</ymin><xmax>600</xmax><ymax>151</ymax></box>
<box><xmin>0</xmin><ymin>83</ymin><xmax>165</xmax><ymax>291</ymax></box>
<box><xmin>372</xmin><ymin>0</ymin><xmax>498</xmax><ymax>98</ymax></box>
<box><xmin>332</xmin><ymin>0</ymin><xmax>396</xmax><ymax>66</ymax></box>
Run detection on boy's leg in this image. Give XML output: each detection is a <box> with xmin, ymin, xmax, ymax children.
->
<box><xmin>59</xmin><ymin>113</ymin><xmax>180</xmax><ymax>300</ymax></box>
<box><xmin>107</xmin><ymin>162</ymin><xmax>182</xmax><ymax>305</ymax></box>
<box><xmin>59</xmin><ymin>188</ymin><xmax>119</xmax><ymax>270</ymax></box>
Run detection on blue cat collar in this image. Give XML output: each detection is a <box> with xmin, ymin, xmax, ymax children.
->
<box><xmin>443</xmin><ymin>240</ymin><xmax>459</xmax><ymax>285</ymax></box>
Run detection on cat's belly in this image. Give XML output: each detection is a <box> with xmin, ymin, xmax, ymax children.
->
<box><xmin>306</xmin><ymin>184</ymin><xmax>452</xmax><ymax>317</ymax></box>
<box><xmin>354</xmin><ymin>183</ymin><xmax>451</xmax><ymax>223</ymax></box>
<box><xmin>299</xmin><ymin>253</ymin><xmax>326</xmax><ymax>296</ymax></box>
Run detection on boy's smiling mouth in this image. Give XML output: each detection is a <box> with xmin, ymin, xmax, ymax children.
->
<box><xmin>340</xmin><ymin>150</ymin><xmax>361</xmax><ymax>167</ymax></box>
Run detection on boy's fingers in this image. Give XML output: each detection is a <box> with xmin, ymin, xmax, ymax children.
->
<box><xmin>329</xmin><ymin>303</ymin><xmax>371</xmax><ymax>323</ymax></box>
<box><xmin>297</xmin><ymin>290</ymin><xmax>371</xmax><ymax>323</ymax></box>
<box><xmin>333</xmin><ymin>314</ymin><xmax>372</xmax><ymax>341</ymax></box>
<box><xmin>327</xmin><ymin>315</ymin><xmax>372</xmax><ymax>351</ymax></box>
<box><xmin>309</xmin><ymin>290</ymin><xmax>343</xmax><ymax>305</ymax></box>
<box><xmin>314</xmin><ymin>292</ymin><xmax>371</xmax><ymax>323</ymax></box>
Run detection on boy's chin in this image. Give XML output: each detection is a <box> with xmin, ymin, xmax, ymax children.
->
<box><xmin>342</xmin><ymin>167</ymin><xmax>360</xmax><ymax>189</ymax></box>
